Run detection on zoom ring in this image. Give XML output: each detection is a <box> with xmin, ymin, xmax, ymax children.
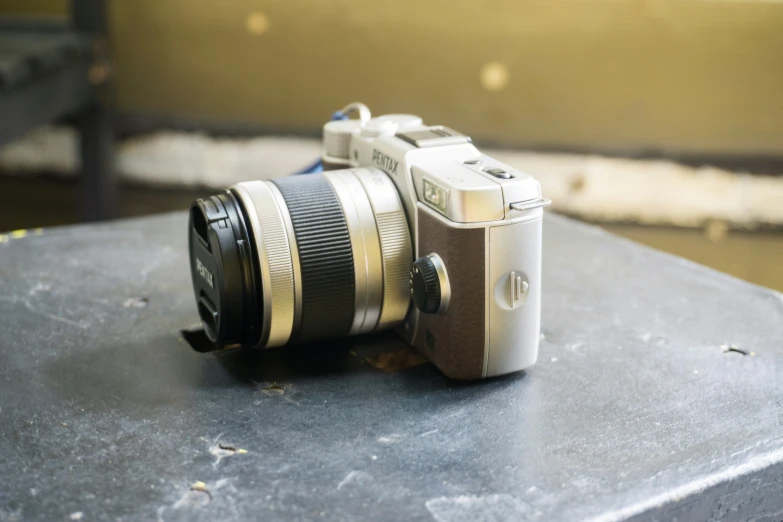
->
<box><xmin>273</xmin><ymin>175</ymin><xmax>356</xmax><ymax>344</ymax></box>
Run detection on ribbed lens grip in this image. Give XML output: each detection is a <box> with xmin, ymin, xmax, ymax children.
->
<box><xmin>232</xmin><ymin>182</ymin><xmax>295</xmax><ymax>348</ymax></box>
<box><xmin>273</xmin><ymin>175</ymin><xmax>355</xmax><ymax>343</ymax></box>
<box><xmin>375</xmin><ymin>211</ymin><xmax>413</xmax><ymax>328</ymax></box>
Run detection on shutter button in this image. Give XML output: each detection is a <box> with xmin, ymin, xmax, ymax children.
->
<box><xmin>483</xmin><ymin>167</ymin><xmax>513</xmax><ymax>179</ymax></box>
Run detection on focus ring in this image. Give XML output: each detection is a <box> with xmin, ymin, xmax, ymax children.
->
<box><xmin>375</xmin><ymin>211</ymin><xmax>413</xmax><ymax>328</ymax></box>
<box><xmin>274</xmin><ymin>175</ymin><xmax>356</xmax><ymax>343</ymax></box>
<box><xmin>233</xmin><ymin>182</ymin><xmax>295</xmax><ymax>348</ymax></box>
<box><xmin>352</xmin><ymin>168</ymin><xmax>413</xmax><ymax>329</ymax></box>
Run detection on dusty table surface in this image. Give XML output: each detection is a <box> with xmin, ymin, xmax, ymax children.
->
<box><xmin>0</xmin><ymin>212</ymin><xmax>782</xmax><ymax>522</ymax></box>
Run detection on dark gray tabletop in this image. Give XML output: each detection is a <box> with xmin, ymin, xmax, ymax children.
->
<box><xmin>1</xmin><ymin>212</ymin><xmax>782</xmax><ymax>522</ymax></box>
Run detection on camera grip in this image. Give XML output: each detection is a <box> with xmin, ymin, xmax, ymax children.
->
<box><xmin>412</xmin><ymin>211</ymin><xmax>487</xmax><ymax>380</ymax></box>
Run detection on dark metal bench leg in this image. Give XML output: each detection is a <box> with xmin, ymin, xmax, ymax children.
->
<box><xmin>78</xmin><ymin>102</ymin><xmax>115</xmax><ymax>221</ymax></box>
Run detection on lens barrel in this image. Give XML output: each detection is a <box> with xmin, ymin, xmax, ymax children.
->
<box><xmin>188</xmin><ymin>168</ymin><xmax>412</xmax><ymax>349</ymax></box>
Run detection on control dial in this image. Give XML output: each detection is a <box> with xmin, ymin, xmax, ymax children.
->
<box><xmin>410</xmin><ymin>253</ymin><xmax>450</xmax><ymax>315</ymax></box>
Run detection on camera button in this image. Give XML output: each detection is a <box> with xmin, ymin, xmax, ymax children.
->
<box><xmin>484</xmin><ymin>167</ymin><xmax>513</xmax><ymax>179</ymax></box>
<box><xmin>411</xmin><ymin>254</ymin><xmax>450</xmax><ymax>315</ymax></box>
<box><xmin>495</xmin><ymin>270</ymin><xmax>529</xmax><ymax>310</ymax></box>
<box><xmin>463</xmin><ymin>159</ymin><xmax>482</xmax><ymax>165</ymax></box>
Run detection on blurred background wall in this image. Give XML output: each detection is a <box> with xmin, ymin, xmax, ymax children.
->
<box><xmin>4</xmin><ymin>0</ymin><xmax>783</xmax><ymax>158</ymax></box>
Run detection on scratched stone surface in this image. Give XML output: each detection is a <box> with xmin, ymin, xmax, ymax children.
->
<box><xmin>0</xmin><ymin>212</ymin><xmax>782</xmax><ymax>522</ymax></box>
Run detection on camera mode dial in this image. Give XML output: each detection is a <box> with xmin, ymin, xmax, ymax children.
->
<box><xmin>410</xmin><ymin>253</ymin><xmax>450</xmax><ymax>315</ymax></box>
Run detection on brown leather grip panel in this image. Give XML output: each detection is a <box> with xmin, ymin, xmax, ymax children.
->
<box><xmin>413</xmin><ymin>211</ymin><xmax>486</xmax><ymax>379</ymax></box>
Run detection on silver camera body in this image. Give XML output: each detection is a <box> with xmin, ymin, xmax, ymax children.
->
<box><xmin>321</xmin><ymin>110</ymin><xmax>548</xmax><ymax>379</ymax></box>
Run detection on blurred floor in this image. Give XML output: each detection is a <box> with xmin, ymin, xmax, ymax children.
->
<box><xmin>1</xmin><ymin>175</ymin><xmax>782</xmax><ymax>293</ymax></box>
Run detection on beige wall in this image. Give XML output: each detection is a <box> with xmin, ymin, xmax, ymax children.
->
<box><xmin>6</xmin><ymin>1</ymin><xmax>783</xmax><ymax>155</ymax></box>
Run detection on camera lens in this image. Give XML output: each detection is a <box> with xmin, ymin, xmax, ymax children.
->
<box><xmin>188</xmin><ymin>167</ymin><xmax>412</xmax><ymax>349</ymax></box>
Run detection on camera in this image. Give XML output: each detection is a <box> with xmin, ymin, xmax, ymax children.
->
<box><xmin>188</xmin><ymin>104</ymin><xmax>549</xmax><ymax>379</ymax></box>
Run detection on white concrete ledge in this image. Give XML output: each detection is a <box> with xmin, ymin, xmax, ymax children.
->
<box><xmin>2</xmin><ymin>126</ymin><xmax>782</xmax><ymax>228</ymax></box>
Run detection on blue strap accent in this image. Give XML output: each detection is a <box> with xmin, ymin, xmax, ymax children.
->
<box><xmin>294</xmin><ymin>110</ymin><xmax>349</xmax><ymax>174</ymax></box>
<box><xmin>295</xmin><ymin>158</ymin><xmax>324</xmax><ymax>174</ymax></box>
<box><xmin>331</xmin><ymin>111</ymin><xmax>349</xmax><ymax>121</ymax></box>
